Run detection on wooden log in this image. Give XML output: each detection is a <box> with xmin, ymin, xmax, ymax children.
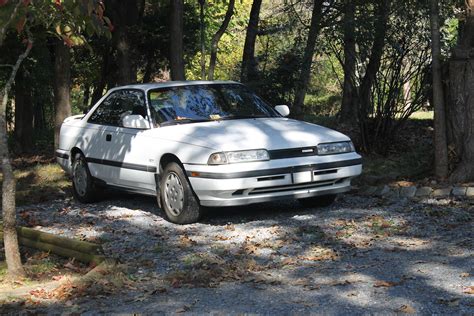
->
<box><xmin>15</xmin><ymin>226</ymin><xmax>102</xmax><ymax>254</ymax></box>
<box><xmin>18</xmin><ymin>237</ymin><xmax>105</xmax><ymax>265</ymax></box>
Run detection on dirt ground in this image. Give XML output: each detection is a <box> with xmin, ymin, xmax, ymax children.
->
<box><xmin>1</xmin><ymin>192</ymin><xmax>473</xmax><ymax>314</ymax></box>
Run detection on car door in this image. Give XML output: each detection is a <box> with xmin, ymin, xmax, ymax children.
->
<box><xmin>107</xmin><ymin>90</ymin><xmax>156</xmax><ymax>191</ymax></box>
<box><xmin>84</xmin><ymin>89</ymin><xmax>155</xmax><ymax>191</ymax></box>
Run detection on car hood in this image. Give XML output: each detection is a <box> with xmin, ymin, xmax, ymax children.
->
<box><xmin>154</xmin><ymin>118</ymin><xmax>350</xmax><ymax>151</ymax></box>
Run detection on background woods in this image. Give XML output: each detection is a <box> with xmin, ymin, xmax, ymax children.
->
<box><xmin>0</xmin><ymin>0</ymin><xmax>473</xmax><ymax>279</ymax></box>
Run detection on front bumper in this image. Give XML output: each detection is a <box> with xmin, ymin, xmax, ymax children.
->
<box><xmin>185</xmin><ymin>153</ymin><xmax>362</xmax><ymax>207</ymax></box>
<box><xmin>55</xmin><ymin>149</ymin><xmax>72</xmax><ymax>175</ymax></box>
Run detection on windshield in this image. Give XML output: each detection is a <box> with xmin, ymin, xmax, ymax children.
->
<box><xmin>148</xmin><ymin>84</ymin><xmax>279</xmax><ymax>126</ymax></box>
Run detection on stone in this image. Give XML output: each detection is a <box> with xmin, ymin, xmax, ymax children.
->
<box><xmin>400</xmin><ymin>186</ymin><xmax>417</xmax><ymax>198</ymax></box>
<box><xmin>386</xmin><ymin>187</ymin><xmax>400</xmax><ymax>199</ymax></box>
<box><xmin>432</xmin><ymin>187</ymin><xmax>452</xmax><ymax>197</ymax></box>
<box><xmin>415</xmin><ymin>187</ymin><xmax>433</xmax><ymax>197</ymax></box>
<box><xmin>360</xmin><ymin>186</ymin><xmax>377</xmax><ymax>196</ymax></box>
<box><xmin>452</xmin><ymin>187</ymin><xmax>467</xmax><ymax>196</ymax></box>
<box><xmin>375</xmin><ymin>185</ymin><xmax>391</xmax><ymax>197</ymax></box>
<box><xmin>466</xmin><ymin>187</ymin><xmax>474</xmax><ymax>198</ymax></box>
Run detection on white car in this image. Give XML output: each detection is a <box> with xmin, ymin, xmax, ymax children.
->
<box><xmin>56</xmin><ymin>81</ymin><xmax>362</xmax><ymax>224</ymax></box>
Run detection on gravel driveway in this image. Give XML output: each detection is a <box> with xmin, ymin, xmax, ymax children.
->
<box><xmin>11</xmin><ymin>192</ymin><xmax>474</xmax><ymax>314</ymax></box>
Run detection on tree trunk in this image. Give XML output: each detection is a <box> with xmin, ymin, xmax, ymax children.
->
<box><xmin>240</xmin><ymin>0</ymin><xmax>262</xmax><ymax>83</ymax></box>
<box><xmin>83</xmin><ymin>84</ymin><xmax>90</xmax><ymax>110</ymax></box>
<box><xmin>53</xmin><ymin>40</ymin><xmax>71</xmax><ymax>150</ymax></box>
<box><xmin>170</xmin><ymin>0</ymin><xmax>185</xmax><ymax>80</ymax></box>
<box><xmin>429</xmin><ymin>0</ymin><xmax>448</xmax><ymax>179</ymax></box>
<box><xmin>106</xmin><ymin>0</ymin><xmax>138</xmax><ymax>86</ymax></box>
<box><xmin>0</xmin><ymin>34</ymin><xmax>32</xmax><ymax>280</ymax></box>
<box><xmin>292</xmin><ymin>0</ymin><xmax>324</xmax><ymax>119</ymax></box>
<box><xmin>14</xmin><ymin>69</ymin><xmax>34</xmax><ymax>153</ymax></box>
<box><xmin>357</xmin><ymin>0</ymin><xmax>391</xmax><ymax>151</ymax></box>
<box><xmin>91</xmin><ymin>48</ymin><xmax>110</xmax><ymax>105</ymax></box>
<box><xmin>339</xmin><ymin>0</ymin><xmax>357</xmax><ymax>123</ymax></box>
<box><xmin>446</xmin><ymin>1</ymin><xmax>474</xmax><ymax>182</ymax></box>
<box><xmin>33</xmin><ymin>101</ymin><xmax>45</xmax><ymax>131</ymax></box>
<box><xmin>208</xmin><ymin>0</ymin><xmax>235</xmax><ymax>80</ymax></box>
<box><xmin>199</xmin><ymin>0</ymin><xmax>206</xmax><ymax>80</ymax></box>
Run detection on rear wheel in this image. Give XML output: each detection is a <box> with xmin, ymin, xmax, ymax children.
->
<box><xmin>72</xmin><ymin>153</ymin><xmax>99</xmax><ymax>203</ymax></box>
<box><xmin>159</xmin><ymin>162</ymin><xmax>202</xmax><ymax>224</ymax></box>
<box><xmin>298</xmin><ymin>194</ymin><xmax>337</xmax><ymax>208</ymax></box>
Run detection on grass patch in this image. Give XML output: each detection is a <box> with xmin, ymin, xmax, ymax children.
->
<box><xmin>359</xmin><ymin>141</ymin><xmax>433</xmax><ymax>184</ymax></box>
<box><xmin>0</xmin><ymin>262</ymin><xmax>7</xmax><ymax>280</ymax></box>
<box><xmin>0</xmin><ymin>163</ymin><xmax>71</xmax><ymax>206</ymax></box>
<box><xmin>409</xmin><ymin>111</ymin><xmax>433</xmax><ymax>120</ymax></box>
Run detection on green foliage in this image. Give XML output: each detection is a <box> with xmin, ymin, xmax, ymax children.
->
<box><xmin>133</xmin><ymin>0</ymin><xmax>200</xmax><ymax>82</ymax></box>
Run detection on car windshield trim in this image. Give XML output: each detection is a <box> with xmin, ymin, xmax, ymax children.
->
<box><xmin>147</xmin><ymin>83</ymin><xmax>279</xmax><ymax>127</ymax></box>
<box><xmin>159</xmin><ymin>118</ymin><xmax>212</xmax><ymax>126</ymax></box>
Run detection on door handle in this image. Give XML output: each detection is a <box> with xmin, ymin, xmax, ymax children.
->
<box><xmin>106</xmin><ymin>134</ymin><xmax>112</xmax><ymax>142</ymax></box>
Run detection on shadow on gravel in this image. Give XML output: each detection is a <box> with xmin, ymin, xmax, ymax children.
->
<box><xmin>11</xmin><ymin>193</ymin><xmax>473</xmax><ymax>314</ymax></box>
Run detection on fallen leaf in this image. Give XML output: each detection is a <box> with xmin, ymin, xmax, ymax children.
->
<box><xmin>374</xmin><ymin>280</ymin><xmax>400</xmax><ymax>287</ymax></box>
<box><xmin>175</xmin><ymin>305</ymin><xmax>191</xmax><ymax>313</ymax></box>
<box><xmin>463</xmin><ymin>286</ymin><xmax>474</xmax><ymax>294</ymax></box>
<box><xmin>215</xmin><ymin>235</ymin><xmax>230</xmax><ymax>241</ymax></box>
<box><xmin>397</xmin><ymin>304</ymin><xmax>416</xmax><ymax>314</ymax></box>
<box><xmin>179</xmin><ymin>235</ymin><xmax>196</xmax><ymax>247</ymax></box>
<box><xmin>224</xmin><ymin>224</ymin><xmax>235</xmax><ymax>231</ymax></box>
<box><xmin>281</xmin><ymin>258</ymin><xmax>297</xmax><ymax>265</ymax></box>
<box><xmin>52</xmin><ymin>275</ymin><xmax>64</xmax><ymax>281</ymax></box>
<box><xmin>460</xmin><ymin>272</ymin><xmax>470</xmax><ymax>278</ymax></box>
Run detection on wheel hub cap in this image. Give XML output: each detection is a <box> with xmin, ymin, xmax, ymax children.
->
<box><xmin>73</xmin><ymin>159</ymin><xmax>88</xmax><ymax>196</ymax></box>
<box><xmin>164</xmin><ymin>172</ymin><xmax>184</xmax><ymax>217</ymax></box>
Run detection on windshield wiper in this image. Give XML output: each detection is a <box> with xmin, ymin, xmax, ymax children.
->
<box><xmin>160</xmin><ymin>118</ymin><xmax>211</xmax><ymax>126</ymax></box>
<box><xmin>220</xmin><ymin>115</ymin><xmax>268</xmax><ymax>120</ymax></box>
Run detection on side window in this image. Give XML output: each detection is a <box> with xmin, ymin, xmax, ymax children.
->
<box><xmin>88</xmin><ymin>90</ymin><xmax>148</xmax><ymax>127</ymax></box>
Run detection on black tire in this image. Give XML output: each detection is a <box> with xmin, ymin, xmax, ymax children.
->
<box><xmin>159</xmin><ymin>162</ymin><xmax>202</xmax><ymax>224</ymax></box>
<box><xmin>298</xmin><ymin>194</ymin><xmax>337</xmax><ymax>208</ymax></box>
<box><xmin>71</xmin><ymin>153</ymin><xmax>99</xmax><ymax>203</ymax></box>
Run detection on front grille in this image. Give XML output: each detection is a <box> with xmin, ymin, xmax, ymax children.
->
<box><xmin>248</xmin><ymin>179</ymin><xmax>337</xmax><ymax>195</ymax></box>
<box><xmin>268</xmin><ymin>146</ymin><xmax>318</xmax><ymax>159</ymax></box>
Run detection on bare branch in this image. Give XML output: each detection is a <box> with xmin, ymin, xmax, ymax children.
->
<box><xmin>0</xmin><ymin>0</ymin><xmax>23</xmax><ymax>47</ymax></box>
<box><xmin>1</xmin><ymin>28</ymin><xmax>33</xmax><ymax>116</ymax></box>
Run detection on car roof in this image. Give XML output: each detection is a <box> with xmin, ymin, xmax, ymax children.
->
<box><xmin>109</xmin><ymin>80</ymin><xmax>241</xmax><ymax>93</ymax></box>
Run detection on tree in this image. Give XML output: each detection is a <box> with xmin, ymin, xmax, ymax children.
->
<box><xmin>430</xmin><ymin>0</ymin><xmax>448</xmax><ymax>179</ymax></box>
<box><xmin>1</xmin><ymin>0</ymin><xmax>109</xmax><ymax>280</ymax></box>
<box><xmin>199</xmin><ymin>0</ymin><xmax>206</xmax><ymax>80</ymax></box>
<box><xmin>339</xmin><ymin>0</ymin><xmax>357</xmax><ymax>123</ymax></box>
<box><xmin>170</xmin><ymin>0</ymin><xmax>185</xmax><ymax>80</ymax></box>
<box><xmin>446</xmin><ymin>0</ymin><xmax>474</xmax><ymax>182</ymax></box>
<box><xmin>14</xmin><ymin>67</ymin><xmax>33</xmax><ymax>153</ymax></box>
<box><xmin>105</xmin><ymin>0</ymin><xmax>139</xmax><ymax>86</ymax></box>
<box><xmin>240</xmin><ymin>0</ymin><xmax>262</xmax><ymax>83</ymax></box>
<box><xmin>208</xmin><ymin>0</ymin><xmax>235</xmax><ymax>80</ymax></box>
<box><xmin>0</xmin><ymin>0</ymin><xmax>32</xmax><ymax>279</ymax></box>
<box><xmin>53</xmin><ymin>40</ymin><xmax>72</xmax><ymax>150</ymax></box>
<box><xmin>357</xmin><ymin>0</ymin><xmax>391</xmax><ymax>151</ymax></box>
<box><xmin>292</xmin><ymin>0</ymin><xmax>324</xmax><ymax>119</ymax></box>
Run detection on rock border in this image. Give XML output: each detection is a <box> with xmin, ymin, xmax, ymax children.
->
<box><xmin>354</xmin><ymin>185</ymin><xmax>474</xmax><ymax>199</ymax></box>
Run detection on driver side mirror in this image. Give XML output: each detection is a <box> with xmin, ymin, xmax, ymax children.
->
<box><xmin>122</xmin><ymin>114</ymin><xmax>150</xmax><ymax>129</ymax></box>
<box><xmin>275</xmin><ymin>105</ymin><xmax>290</xmax><ymax>117</ymax></box>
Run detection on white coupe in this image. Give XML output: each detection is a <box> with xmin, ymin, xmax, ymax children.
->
<box><xmin>57</xmin><ymin>81</ymin><xmax>362</xmax><ymax>224</ymax></box>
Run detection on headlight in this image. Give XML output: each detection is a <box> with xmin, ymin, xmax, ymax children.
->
<box><xmin>317</xmin><ymin>141</ymin><xmax>355</xmax><ymax>155</ymax></box>
<box><xmin>208</xmin><ymin>149</ymin><xmax>270</xmax><ymax>165</ymax></box>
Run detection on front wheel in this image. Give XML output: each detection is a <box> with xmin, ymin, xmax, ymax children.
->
<box><xmin>72</xmin><ymin>153</ymin><xmax>99</xmax><ymax>203</ymax></box>
<box><xmin>298</xmin><ymin>194</ymin><xmax>337</xmax><ymax>208</ymax></box>
<box><xmin>159</xmin><ymin>162</ymin><xmax>202</xmax><ymax>224</ymax></box>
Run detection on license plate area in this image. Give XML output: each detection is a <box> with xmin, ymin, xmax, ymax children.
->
<box><xmin>292</xmin><ymin>170</ymin><xmax>312</xmax><ymax>184</ymax></box>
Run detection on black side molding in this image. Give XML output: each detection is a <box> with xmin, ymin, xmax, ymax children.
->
<box><xmin>55</xmin><ymin>151</ymin><xmax>69</xmax><ymax>160</ymax></box>
<box><xmin>86</xmin><ymin>157</ymin><xmax>157</xmax><ymax>173</ymax></box>
<box><xmin>187</xmin><ymin>158</ymin><xmax>362</xmax><ymax>179</ymax></box>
